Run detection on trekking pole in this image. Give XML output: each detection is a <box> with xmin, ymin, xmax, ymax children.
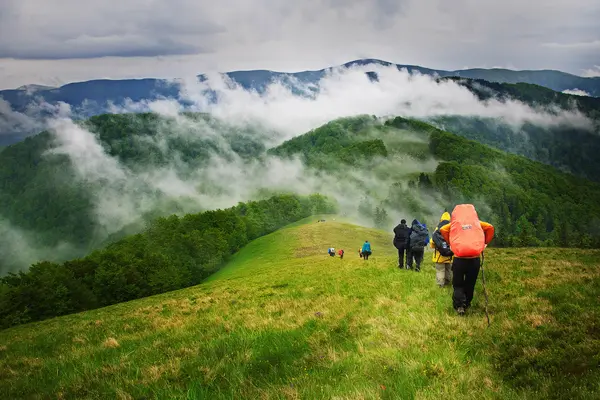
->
<box><xmin>480</xmin><ymin>252</ymin><xmax>491</xmax><ymax>327</ymax></box>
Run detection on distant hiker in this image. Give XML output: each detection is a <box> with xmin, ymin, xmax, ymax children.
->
<box><xmin>406</xmin><ymin>219</ymin><xmax>429</xmax><ymax>271</ymax></box>
<box><xmin>328</xmin><ymin>247</ymin><xmax>336</xmax><ymax>257</ymax></box>
<box><xmin>338</xmin><ymin>249</ymin><xmax>345</xmax><ymax>259</ymax></box>
<box><xmin>438</xmin><ymin>204</ymin><xmax>495</xmax><ymax>316</ymax></box>
<box><xmin>393</xmin><ymin>219</ymin><xmax>410</xmax><ymax>269</ymax></box>
<box><xmin>361</xmin><ymin>241</ymin><xmax>372</xmax><ymax>260</ymax></box>
<box><xmin>430</xmin><ymin>211</ymin><xmax>453</xmax><ymax>288</ymax></box>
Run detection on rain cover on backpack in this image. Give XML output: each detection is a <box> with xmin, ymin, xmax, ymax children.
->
<box><xmin>409</xmin><ymin>224</ymin><xmax>428</xmax><ymax>250</ymax></box>
<box><xmin>449</xmin><ymin>204</ymin><xmax>485</xmax><ymax>258</ymax></box>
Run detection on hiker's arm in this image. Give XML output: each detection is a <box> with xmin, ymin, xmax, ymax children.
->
<box><xmin>439</xmin><ymin>223</ymin><xmax>450</xmax><ymax>243</ymax></box>
<box><xmin>481</xmin><ymin>222</ymin><xmax>495</xmax><ymax>244</ymax></box>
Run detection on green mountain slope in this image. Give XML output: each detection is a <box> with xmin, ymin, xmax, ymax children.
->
<box><xmin>270</xmin><ymin>115</ymin><xmax>600</xmax><ymax>247</ymax></box>
<box><xmin>428</xmin><ymin>79</ymin><xmax>600</xmax><ymax>182</ymax></box>
<box><xmin>0</xmin><ymin>194</ymin><xmax>335</xmax><ymax>328</ymax></box>
<box><xmin>0</xmin><ymin>113</ymin><xmax>270</xmax><ymax>272</ymax></box>
<box><xmin>1</xmin><ymin>218</ymin><xmax>598</xmax><ymax>399</ymax></box>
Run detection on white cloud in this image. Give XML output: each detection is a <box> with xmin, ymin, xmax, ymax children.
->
<box><xmin>177</xmin><ymin>64</ymin><xmax>594</xmax><ymax>141</ymax></box>
<box><xmin>0</xmin><ymin>219</ymin><xmax>81</xmax><ymax>275</ymax></box>
<box><xmin>582</xmin><ymin>65</ymin><xmax>600</xmax><ymax>77</ymax></box>
<box><xmin>45</xmin><ymin>63</ymin><xmax>596</xmax><ymax>227</ymax></box>
<box><xmin>562</xmin><ymin>89</ymin><xmax>591</xmax><ymax>96</ymax></box>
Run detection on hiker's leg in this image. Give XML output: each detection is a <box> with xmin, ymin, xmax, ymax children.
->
<box><xmin>398</xmin><ymin>247</ymin><xmax>405</xmax><ymax>268</ymax></box>
<box><xmin>464</xmin><ymin>257</ymin><xmax>481</xmax><ymax>308</ymax></box>
<box><xmin>452</xmin><ymin>258</ymin><xmax>468</xmax><ymax>310</ymax></box>
<box><xmin>415</xmin><ymin>250</ymin><xmax>423</xmax><ymax>271</ymax></box>
<box><xmin>444</xmin><ymin>263</ymin><xmax>453</xmax><ymax>286</ymax></box>
<box><xmin>435</xmin><ymin>263</ymin><xmax>446</xmax><ymax>286</ymax></box>
<box><xmin>406</xmin><ymin>248</ymin><xmax>413</xmax><ymax>269</ymax></box>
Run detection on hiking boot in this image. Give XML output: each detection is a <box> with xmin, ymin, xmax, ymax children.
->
<box><xmin>457</xmin><ymin>307</ymin><xmax>465</xmax><ymax>316</ymax></box>
<box><xmin>415</xmin><ymin>267</ymin><xmax>420</xmax><ymax>272</ymax></box>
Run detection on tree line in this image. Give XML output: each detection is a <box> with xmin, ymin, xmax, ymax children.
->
<box><xmin>0</xmin><ymin>194</ymin><xmax>337</xmax><ymax>330</ymax></box>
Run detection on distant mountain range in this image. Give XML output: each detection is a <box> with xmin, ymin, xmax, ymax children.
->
<box><xmin>1</xmin><ymin>58</ymin><xmax>600</xmax><ymax>146</ymax></box>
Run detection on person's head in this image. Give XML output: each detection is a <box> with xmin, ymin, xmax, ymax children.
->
<box><xmin>440</xmin><ymin>211</ymin><xmax>451</xmax><ymax>222</ymax></box>
<box><xmin>401</xmin><ymin>219</ymin><xmax>406</xmax><ymax>224</ymax></box>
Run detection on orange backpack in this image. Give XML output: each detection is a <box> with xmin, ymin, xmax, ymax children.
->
<box><xmin>449</xmin><ymin>204</ymin><xmax>485</xmax><ymax>258</ymax></box>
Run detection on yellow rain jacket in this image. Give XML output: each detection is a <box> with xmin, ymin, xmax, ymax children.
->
<box><xmin>430</xmin><ymin>212</ymin><xmax>453</xmax><ymax>263</ymax></box>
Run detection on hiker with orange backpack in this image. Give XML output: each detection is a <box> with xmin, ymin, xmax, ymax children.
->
<box><xmin>437</xmin><ymin>204</ymin><xmax>494</xmax><ymax>316</ymax></box>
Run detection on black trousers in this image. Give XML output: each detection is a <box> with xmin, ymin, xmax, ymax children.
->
<box><xmin>396</xmin><ymin>246</ymin><xmax>406</xmax><ymax>267</ymax></box>
<box><xmin>452</xmin><ymin>257</ymin><xmax>481</xmax><ymax>310</ymax></box>
<box><xmin>407</xmin><ymin>248</ymin><xmax>424</xmax><ymax>270</ymax></box>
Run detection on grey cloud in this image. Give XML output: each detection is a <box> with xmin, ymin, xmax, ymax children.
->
<box><xmin>0</xmin><ymin>37</ymin><xmax>207</xmax><ymax>60</ymax></box>
<box><xmin>0</xmin><ymin>98</ymin><xmax>43</xmax><ymax>136</ymax></box>
<box><xmin>0</xmin><ymin>0</ymin><xmax>599</xmax><ymax>87</ymax></box>
<box><xmin>0</xmin><ymin>0</ymin><xmax>223</xmax><ymax>59</ymax></box>
<box><xmin>582</xmin><ymin>66</ymin><xmax>600</xmax><ymax>77</ymax></box>
<box><xmin>542</xmin><ymin>40</ymin><xmax>600</xmax><ymax>50</ymax></box>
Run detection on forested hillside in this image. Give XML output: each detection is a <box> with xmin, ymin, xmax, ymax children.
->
<box><xmin>0</xmin><ymin>113</ymin><xmax>270</xmax><ymax>273</ymax></box>
<box><xmin>428</xmin><ymin>78</ymin><xmax>600</xmax><ymax>181</ymax></box>
<box><xmin>0</xmin><ymin>194</ymin><xmax>336</xmax><ymax>329</ymax></box>
<box><xmin>271</xmin><ymin>116</ymin><xmax>600</xmax><ymax>248</ymax></box>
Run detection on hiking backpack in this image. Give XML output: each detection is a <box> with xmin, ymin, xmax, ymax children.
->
<box><xmin>449</xmin><ymin>204</ymin><xmax>485</xmax><ymax>258</ymax></box>
<box><xmin>393</xmin><ymin>224</ymin><xmax>409</xmax><ymax>248</ymax></box>
<box><xmin>409</xmin><ymin>224</ymin><xmax>428</xmax><ymax>250</ymax></box>
<box><xmin>432</xmin><ymin>220</ymin><xmax>454</xmax><ymax>257</ymax></box>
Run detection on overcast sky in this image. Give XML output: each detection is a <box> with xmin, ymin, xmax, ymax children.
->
<box><xmin>1</xmin><ymin>0</ymin><xmax>599</xmax><ymax>89</ymax></box>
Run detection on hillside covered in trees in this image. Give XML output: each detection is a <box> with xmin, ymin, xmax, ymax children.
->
<box><xmin>0</xmin><ymin>194</ymin><xmax>335</xmax><ymax>328</ymax></box>
<box><xmin>271</xmin><ymin>115</ymin><xmax>600</xmax><ymax>248</ymax></box>
<box><xmin>428</xmin><ymin>78</ymin><xmax>600</xmax><ymax>182</ymax></box>
<box><xmin>0</xmin><ymin>113</ymin><xmax>271</xmax><ymax>273</ymax></box>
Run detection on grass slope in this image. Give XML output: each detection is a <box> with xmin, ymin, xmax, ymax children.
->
<box><xmin>1</xmin><ymin>217</ymin><xmax>599</xmax><ymax>399</ymax></box>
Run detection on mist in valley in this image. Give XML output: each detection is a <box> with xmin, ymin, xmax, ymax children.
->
<box><xmin>1</xmin><ymin>63</ymin><xmax>595</xmax><ymax>274</ymax></box>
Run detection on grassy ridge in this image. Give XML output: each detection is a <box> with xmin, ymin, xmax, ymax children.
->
<box><xmin>1</xmin><ymin>218</ymin><xmax>599</xmax><ymax>399</ymax></box>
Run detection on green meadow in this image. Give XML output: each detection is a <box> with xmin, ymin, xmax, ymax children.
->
<box><xmin>1</xmin><ymin>217</ymin><xmax>599</xmax><ymax>399</ymax></box>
